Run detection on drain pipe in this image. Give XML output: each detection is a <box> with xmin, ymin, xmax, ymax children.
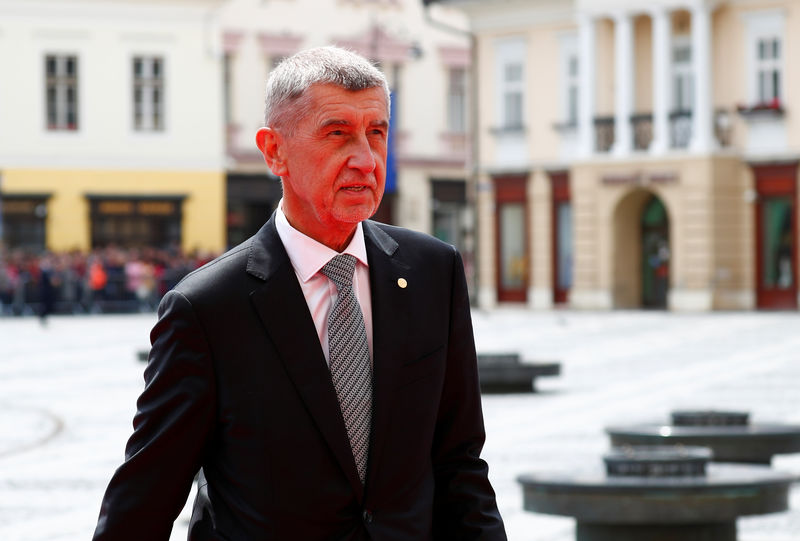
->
<box><xmin>422</xmin><ymin>1</ymin><xmax>482</xmax><ymax>306</ymax></box>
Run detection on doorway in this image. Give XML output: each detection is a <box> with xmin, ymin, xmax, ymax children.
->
<box><xmin>754</xmin><ymin>163</ymin><xmax>797</xmax><ymax>309</ymax></box>
<box><xmin>494</xmin><ymin>175</ymin><xmax>528</xmax><ymax>303</ymax></box>
<box><xmin>641</xmin><ymin>196</ymin><xmax>670</xmax><ymax>308</ymax></box>
<box><xmin>550</xmin><ymin>171</ymin><xmax>572</xmax><ymax>304</ymax></box>
<box><xmin>613</xmin><ymin>189</ymin><xmax>670</xmax><ymax>309</ymax></box>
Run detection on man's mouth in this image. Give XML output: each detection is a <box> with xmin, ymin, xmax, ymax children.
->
<box><xmin>342</xmin><ymin>186</ymin><xmax>368</xmax><ymax>192</ymax></box>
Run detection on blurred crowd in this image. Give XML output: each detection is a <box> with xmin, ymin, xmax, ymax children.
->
<box><xmin>0</xmin><ymin>246</ymin><xmax>217</xmax><ymax>320</ymax></box>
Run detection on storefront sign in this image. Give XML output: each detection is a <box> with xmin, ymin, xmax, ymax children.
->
<box><xmin>601</xmin><ymin>171</ymin><xmax>679</xmax><ymax>186</ymax></box>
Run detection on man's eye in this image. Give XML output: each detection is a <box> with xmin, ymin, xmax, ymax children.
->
<box><xmin>329</xmin><ymin>130</ymin><xmax>344</xmax><ymax>136</ymax></box>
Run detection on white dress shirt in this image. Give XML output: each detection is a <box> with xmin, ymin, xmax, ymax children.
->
<box><xmin>274</xmin><ymin>202</ymin><xmax>373</xmax><ymax>364</ymax></box>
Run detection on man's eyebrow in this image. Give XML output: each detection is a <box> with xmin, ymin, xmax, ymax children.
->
<box><xmin>319</xmin><ymin>119</ymin><xmax>389</xmax><ymax>129</ymax></box>
<box><xmin>320</xmin><ymin>119</ymin><xmax>351</xmax><ymax>128</ymax></box>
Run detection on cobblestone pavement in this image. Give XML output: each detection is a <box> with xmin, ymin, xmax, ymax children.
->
<box><xmin>1</xmin><ymin>310</ymin><xmax>799</xmax><ymax>540</ymax></box>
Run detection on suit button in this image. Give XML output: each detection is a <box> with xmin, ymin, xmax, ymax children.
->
<box><xmin>362</xmin><ymin>509</ymin><xmax>373</xmax><ymax>524</ymax></box>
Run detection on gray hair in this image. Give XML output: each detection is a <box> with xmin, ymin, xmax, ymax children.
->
<box><xmin>263</xmin><ymin>46</ymin><xmax>391</xmax><ymax>132</ymax></box>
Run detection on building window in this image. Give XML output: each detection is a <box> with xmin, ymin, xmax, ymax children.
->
<box><xmin>89</xmin><ymin>196</ymin><xmax>183</xmax><ymax>249</ymax></box>
<box><xmin>45</xmin><ymin>55</ymin><xmax>79</xmax><ymax>131</ymax></box>
<box><xmin>223</xmin><ymin>53</ymin><xmax>233</xmax><ymax>125</ymax></box>
<box><xmin>744</xmin><ymin>11</ymin><xmax>785</xmax><ymax>109</ymax></box>
<box><xmin>671</xmin><ymin>36</ymin><xmax>693</xmax><ymax>112</ymax></box>
<box><xmin>133</xmin><ymin>56</ymin><xmax>164</xmax><ymax>131</ymax></box>
<box><xmin>432</xmin><ymin>180</ymin><xmax>467</xmax><ymax>251</ymax></box>
<box><xmin>559</xmin><ymin>34</ymin><xmax>579</xmax><ymax>127</ymax></box>
<box><xmin>503</xmin><ymin>64</ymin><xmax>523</xmax><ymax>128</ymax></box>
<box><xmin>756</xmin><ymin>37</ymin><xmax>781</xmax><ymax>104</ymax></box>
<box><xmin>495</xmin><ymin>38</ymin><xmax>525</xmax><ymax>131</ymax></box>
<box><xmin>1</xmin><ymin>196</ymin><xmax>49</xmax><ymax>251</ymax></box>
<box><xmin>447</xmin><ymin>67</ymin><xmax>467</xmax><ymax>133</ymax></box>
<box><xmin>566</xmin><ymin>56</ymin><xmax>579</xmax><ymax>125</ymax></box>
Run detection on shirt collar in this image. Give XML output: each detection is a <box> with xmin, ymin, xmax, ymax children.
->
<box><xmin>275</xmin><ymin>200</ymin><xmax>369</xmax><ymax>283</ymax></box>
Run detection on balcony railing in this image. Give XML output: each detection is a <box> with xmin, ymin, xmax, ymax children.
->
<box><xmin>669</xmin><ymin>110</ymin><xmax>692</xmax><ymax>149</ymax></box>
<box><xmin>594</xmin><ymin>117</ymin><xmax>614</xmax><ymax>153</ymax></box>
<box><xmin>584</xmin><ymin>110</ymin><xmax>733</xmax><ymax>153</ymax></box>
<box><xmin>593</xmin><ymin>112</ymin><xmax>692</xmax><ymax>152</ymax></box>
<box><xmin>632</xmin><ymin>114</ymin><xmax>653</xmax><ymax>151</ymax></box>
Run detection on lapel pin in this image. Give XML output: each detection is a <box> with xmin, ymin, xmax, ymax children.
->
<box><xmin>397</xmin><ymin>278</ymin><xmax>408</xmax><ymax>289</ymax></box>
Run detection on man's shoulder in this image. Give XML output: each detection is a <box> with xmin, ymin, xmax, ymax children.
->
<box><xmin>365</xmin><ymin>220</ymin><xmax>456</xmax><ymax>255</ymax></box>
<box><xmin>172</xmin><ymin>240</ymin><xmax>254</xmax><ymax>298</ymax></box>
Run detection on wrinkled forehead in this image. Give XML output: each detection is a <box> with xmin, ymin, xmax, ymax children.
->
<box><xmin>306</xmin><ymin>82</ymin><xmax>389</xmax><ymax>113</ymax></box>
<box><xmin>300</xmin><ymin>83</ymin><xmax>390</xmax><ymax>122</ymax></box>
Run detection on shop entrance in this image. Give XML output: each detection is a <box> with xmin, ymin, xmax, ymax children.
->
<box><xmin>753</xmin><ymin>163</ymin><xmax>797</xmax><ymax>310</ymax></box>
<box><xmin>493</xmin><ymin>175</ymin><xmax>528</xmax><ymax>303</ymax></box>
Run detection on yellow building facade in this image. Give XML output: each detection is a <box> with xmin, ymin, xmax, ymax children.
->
<box><xmin>2</xmin><ymin>169</ymin><xmax>225</xmax><ymax>254</ymax></box>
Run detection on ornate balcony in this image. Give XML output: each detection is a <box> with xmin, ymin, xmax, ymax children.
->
<box><xmin>580</xmin><ymin>109</ymin><xmax>734</xmax><ymax>154</ymax></box>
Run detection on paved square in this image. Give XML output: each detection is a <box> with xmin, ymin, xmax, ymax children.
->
<box><xmin>1</xmin><ymin>310</ymin><xmax>798</xmax><ymax>540</ymax></box>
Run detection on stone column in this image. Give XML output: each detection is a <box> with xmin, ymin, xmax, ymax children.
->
<box><xmin>690</xmin><ymin>1</ymin><xmax>714</xmax><ymax>152</ymax></box>
<box><xmin>650</xmin><ymin>7</ymin><xmax>671</xmax><ymax>154</ymax></box>
<box><xmin>613</xmin><ymin>12</ymin><xmax>633</xmax><ymax>156</ymax></box>
<box><xmin>578</xmin><ymin>14</ymin><xmax>596</xmax><ymax>157</ymax></box>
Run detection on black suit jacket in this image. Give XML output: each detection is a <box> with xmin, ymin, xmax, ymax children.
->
<box><xmin>93</xmin><ymin>216</ymin><xmax>506</xmax><ymax>540</ymax></box>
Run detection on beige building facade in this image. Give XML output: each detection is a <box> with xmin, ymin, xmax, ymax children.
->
<box><xmin>437</xmin><ymin>0</ymin><xmax>800</xmax><ymax>311</ymax></box>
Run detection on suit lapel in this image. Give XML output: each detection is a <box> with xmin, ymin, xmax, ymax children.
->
<box><xmin>247</xmin><ymin>217</ymin><xmax>364</xmax><ymax>499</ymax></box>
<box><xmin>362</xmin><ymin>221</ymin><xmax>414</xmax><ymax>486</ymax></box>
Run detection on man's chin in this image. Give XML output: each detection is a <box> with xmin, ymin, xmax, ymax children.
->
<box><xmin>332</xmin><ymin>203</ymin><xmax>380</xmax><ymax>224</ymax></box>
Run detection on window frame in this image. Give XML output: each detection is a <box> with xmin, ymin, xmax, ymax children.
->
<box><xmin>671</xmin><ymin>34</ymin><xmax>693</xmax><ymax>113</ymax></box>
<box><xmin>558</xmin><ymin>32</ymin><xmax>579</xmax><ymax>127</ymax></box>
<box><xmin>744</xmin><ymin>10</ymin><xmax>785</xmax><ymax>108</ymax></box>
<box><xmin>132</xmin><ymin>55</ymin><xmax>166</xmax><ymax>132</ymax></box>
<box><xmin>494</xmin><ymin>37</ymin><xmax>526</xmax><ymax>132</ymax></box>
<box><xmin>45</xmin><ymin>54</ymin><xmax>79</xmax><ymax>131</ymax></box>
<box><xmin>446</xmin><ymin>66</ymin><xmax>467</xmax><ymax>134</ymax></box>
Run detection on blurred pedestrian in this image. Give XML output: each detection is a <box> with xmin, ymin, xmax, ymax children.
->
<box><xmin>37</xmin><ymin>253</ymin><xmax>57</xmax><ymax>325</ymax></box>
<box><xmin>87</xmin><ymin>254</ymin><xmax>107</xmax><ymax>313</ymax></box>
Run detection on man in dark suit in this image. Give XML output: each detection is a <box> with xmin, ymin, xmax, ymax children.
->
<box><xmin>93</xmin><ymin>46</ymin><xmax>506</xmax><ymax>540</ymax></box>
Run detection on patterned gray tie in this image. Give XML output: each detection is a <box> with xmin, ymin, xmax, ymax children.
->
<box><xmin>321</xmin><ymin>254</ymin><xmax>373</xmax><ymax>484</ymax></box>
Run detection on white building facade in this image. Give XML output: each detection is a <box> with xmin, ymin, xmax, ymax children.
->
<box><xmin>0</xmin><ymin>0</ymin><xmax>227</xmax><ymax>254</ymax></box>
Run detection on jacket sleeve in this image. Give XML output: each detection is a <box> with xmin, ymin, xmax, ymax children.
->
<box><xmin>431</xmin><ymin>249</ymin><xmax>507</xmax><ymax>540</ymax></box>
<box><xmin>93</xmin><ymin>290</ymin><xmax>216</xmax><ymax>541</ymax></box>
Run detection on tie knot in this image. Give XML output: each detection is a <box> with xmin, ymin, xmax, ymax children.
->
<box><xmin>321</xmin><ymin>254</ymin><xmax>357</xmax><ymax>291</ymax></box>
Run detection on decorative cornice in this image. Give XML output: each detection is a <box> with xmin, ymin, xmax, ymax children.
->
<box><xmin>332</xmin><ymin>24</ymin><xmax>412</xmax><ymax>64</ymax></box>
<box><xmin>222</xmin><ymin>31</ymin><xmax>245</xmax><ymax>53</ymax></box>
<box><xmin>257</xmin><ymin>31</ymin><xmax>304</xmax><ymax>57</ymax></box>
<box><xmin>438</xmin><ymin>45</ymin><xmax>470</xmax><ymax>67</ymax></box>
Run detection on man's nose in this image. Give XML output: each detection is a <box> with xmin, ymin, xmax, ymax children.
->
<box><xmin>347</xmin><ymin>134</ymin><xmax>377</xmax><ymax>174</ymax></box>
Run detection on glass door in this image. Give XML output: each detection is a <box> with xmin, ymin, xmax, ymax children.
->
<box><xmin>550</xmin><ymin>172</ymin><xmax>572</xmax><ymax>304</ymax></box>
<box><xmin>494</xmin><ymin>176</ymin><xmax>528</xmax><ymax>302</ymax></box>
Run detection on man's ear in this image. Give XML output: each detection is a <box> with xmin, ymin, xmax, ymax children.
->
<box><xmin>255</xmin><ymin>127</ymin><xmax>287</xmax><ymax>177</ymax></box>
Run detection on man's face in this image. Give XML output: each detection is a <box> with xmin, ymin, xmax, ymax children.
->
<box><xmin>267</xmin><ymin>83</ymin><xmax>389</xmax><ymax>246</ymax></box>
